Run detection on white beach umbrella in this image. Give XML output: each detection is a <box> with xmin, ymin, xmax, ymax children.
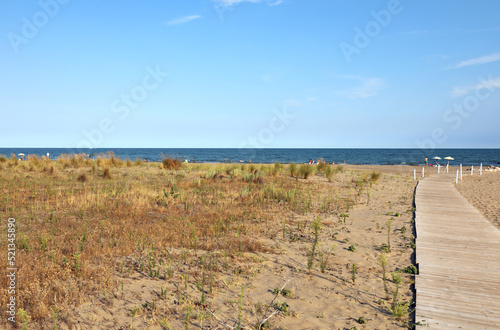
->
<box><xmin>433</xmin><ymin>156</ymin><xmax>441</xmax><ymax>165</ymax></box>
<box><xmin>444</xmin><ymin>156</ymin><xmax>454</xmax><ymax>166</ymax></box>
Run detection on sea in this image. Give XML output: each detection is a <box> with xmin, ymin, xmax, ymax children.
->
<box><xmin>1</xmin><ymin>148</ymin><xmax>499</xmax><ymax>166</ymax></box>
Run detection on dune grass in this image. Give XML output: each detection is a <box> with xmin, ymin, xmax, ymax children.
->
<box><xmin>0</xmin><ymin>155</ymin><xmax>387</xmax><ymax>327</ymax></box>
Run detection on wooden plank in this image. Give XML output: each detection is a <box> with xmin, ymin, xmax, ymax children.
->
<box><xmin>415</xmin><ymin>174</ymin><xmax>500</xmax><ymax>329</ymax></box>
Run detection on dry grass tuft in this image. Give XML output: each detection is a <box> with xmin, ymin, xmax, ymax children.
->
<box><xmin>77</xmin><ymin>173</ymin><xmax>88</xmax><ymax>182</ymax></box>
<box><xmin>162</xmin><ymin>157</ymin><xmax>183</xmax><ymax>170</ymax></box>
<box><xmin>102</xmin><ymin>167</ymin><xmax>112</xmax><ymax>179</ymax></box>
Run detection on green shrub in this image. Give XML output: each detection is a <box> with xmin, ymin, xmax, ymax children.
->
<box><xmin>404</xmin><ymin>265</ymin><xmax>418</xmax><ymax>275</ymax></box>
<box><xmin>298</xmin><ymin>164</ymin><xmax>315</xmax><ymax>179</ymax></box>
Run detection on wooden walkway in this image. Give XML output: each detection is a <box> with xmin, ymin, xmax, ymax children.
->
<box><xmin>415</xmin><ymin>173</ymin><xmax>500</xmax><ymax>329</ymax></box>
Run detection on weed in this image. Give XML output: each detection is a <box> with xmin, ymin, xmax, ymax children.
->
<box><xmin>385</xmin><ymin>272</ymin><xmax>410</xmax><ymax>321</ymax></box>
<box><xmin>51</xmin><ymin>306</ymin><xmax>59</xmax><ymax>330</ymax></box>
<box><xmin>160</xmin><ymin>320</ymin><xmax>171</xmax><ymax>329</ymax></box>
<box><xmin>288</xmin><ymin>163</ymin><xmax>297</xmax><ymax>178</ymax></box>
<box><xmin>130</xmin><ymin>306</ymin><xmax>140</xmax><ymax>317</ymax></box>
<box><xmin>319</xmin><ymin>244</ymin><xmax>336</xmax><ymax>273</ymax></box>
<box><xmin>379</xmin><ymin>254</ymin><xmax>389</xmax><ymax>300</ymax></box>
<box><xmin>352</xmin><ymin>264</ymin><xmax>357</xmax><ymax>284</ymax></box>
<box><xmin>307</xmin><ymin>217</ymin><xmax>322</xmax><ymax>271</ymax></box>
<box><xmin>273</xmin><ymin>288</ymin><xmax>292</xmax><ymax>298</ymax></box>
<box><xmin>348</xmin><ymin>245</ymin><xmax>356</xmax><ymax>252</ymax></box>
<box><xmin>18</xmin><ymin>308</ymin><xmax>30</xmax><ymax>330</ymax></box>
<box><xmin>387</xmin><ymin>218</ymin><xmax>392</xmax><ymax>252</ymax></box>
<box><xmin>404</xmin><ymin>265</ymin><xmax>418</xmax><ymax>275</ymax></box>
<box><xmin>185</xmin><ymin>306</ymin><xmax>192</xmax><ymax>330</ymax></box>
<box><xmin>237</xmin><ymin>286</ymin><xmax>244</xmax><ymax>329</ymax></box>
<box><xmin>357</xmin><ymin>315</ymin><xmax>366</xmax><ymax>324</ymax></box>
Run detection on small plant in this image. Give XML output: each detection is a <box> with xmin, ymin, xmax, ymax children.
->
<box><xmin>18</xmin><ymin>308</ymin><xmax>30</xmax><ymax>330</ymax></box>
<box><xmin>272</xmin><ymin>301</ymin><xmax>290</xmax><ymax>313</ymax></box>
<box><xmin>386</xmin><ymin>272</ymin><xmax>410</xmax><ymax>321</ymax></box>
<box><xmin>280</xmin><ymin>288</ymin><xmax>292</xmax><ymax>297</ymax></box>
<box><xmin>339</xmin><ymin>213</ymin><xmax>349</xmax><ymax>224</ymax></box>
<box><xmin>160</xmin><ymin>320</ymin><xmax>171</xmax><ymax>330</ymax></box>
<box><xmin>357</xmin><ymin>315</ymin><xmax>366</xmax><ymax>324</ymax></box>
<box><xmin>51</xmin><ymin>306</ymin><xmax>60</xmax><ymax>330</ymax></box>
<box><xmin>18</xmin><ymin>234</ymin><xmax>30</xmax><ymax>252</ymax></box>
<box><xmin>400</xmin><ymin>226</ymin><xmax>407</xmax><ymax>234</ymax></box>
<box><xmin>386</xmin><ymin>218</ymin><xmax>392</xmax><ymax>252</ymax></box>
<box><xmin>404</xmin><ymin>265</ymin><xmax>418</xmax><ymax>275</ymax></box>
<box><xmin>185</xmin><ymin>306</ymin><xmax>191</xmax><ymax>330</ymax></box>
<box><xmin>237</xmin><ymin>286</ymin><xmax>244</xmax><ymax>329</ymax></box>
<box><xmin>319</xmin><ymin>244</ymin><xmax>336</xmax><ymax>273</ymax></box>
<box><xmin>307</xmin><ymin>217</ymin><xmax>322</xmax><ymax>271</ymax></box>
<box><xmin>352</xmin><ymin>264</ymin><xmax>357</xmax><ymax>284</ymax></box>
<box><xmin>348</xmin><ymin>245</ymin><xmax>356</xmax><ymax>252</ymax></box>
<box><xmin>379</xmin><ymin>244</ymin><xmax>390</xmax><ymax>252</ymax></box>
<box><xmin>379</xmin><ymin>254</ymin><xmax>389</xmax><ymax>300</ymax></box>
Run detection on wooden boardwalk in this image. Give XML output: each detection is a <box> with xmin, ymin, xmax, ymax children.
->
<box><xmin>415</xmin><ymin>173</ymin><xmax>500</xmax><ymax>329</ymax></box>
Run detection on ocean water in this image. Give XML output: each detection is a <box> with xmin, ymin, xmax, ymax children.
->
<box><xmin>1</xmin><ymin>148</ymin><xmax>499</xmax><ymax>166</ymax></box>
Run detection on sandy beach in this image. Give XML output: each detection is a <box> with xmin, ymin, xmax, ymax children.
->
<box><xmin>0</xmin><ymin>156</ymin><xmax>423</xmax><ymax>329</ymax></box>
<box><xmin>456</xmin><ymin>168</ymin><xmax>500</xmax><ymax>229</ymax></box>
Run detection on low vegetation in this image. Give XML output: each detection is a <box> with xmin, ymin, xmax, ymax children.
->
<box><xmin>0</xmin><ymin>153</ymin><xmax>416</xmax><ymax>328</ymax></box>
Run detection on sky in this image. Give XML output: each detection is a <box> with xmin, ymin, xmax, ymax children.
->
<box><xmin>1</xmin><ymin>0</ymin><xmax>500</xmax><ymax>149</ymax></box>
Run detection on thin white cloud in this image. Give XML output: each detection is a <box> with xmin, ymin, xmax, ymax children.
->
<box><xmin>448</xmin><ymin>53</ymin><xmax>500</xmax><ymax>69</ymax></box>
<box><xmin>450</xmin><ymin>77</ymin><xmax>500</xmax><ymax>98</ymax></box>
<box><xmin>213</xmin><ymin>0</ymin><xmax>283</xmax><ymax>7</ymax></box>
<box><xmin>165</xmin><ymin>14</ymin><xmax>201</xmax><ymax>26</ymax></box>
<box><xmin>401</xmin><ymin>27</ymin><xmax>500</xmax><ymax>36</ymax></box>
<box><xmin>215</xmin><ymin>0</ymin><xmax>260</xmax><ymax>6</ymax></box>
<box><xmin>268</xmin><ymin>0</ymin><xmax>283</xmax><ymax>6</ymax></box>
<box><xmin>338</xmin><ymin>76</ymin><xmax>386</xmax><ymax>99</ymax></box>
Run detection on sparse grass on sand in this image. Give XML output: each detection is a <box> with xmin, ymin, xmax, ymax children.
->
<box><xmin>0</xmin><ymin>155</ymin><xmax>418</xmax><ymax>329</ymax></box>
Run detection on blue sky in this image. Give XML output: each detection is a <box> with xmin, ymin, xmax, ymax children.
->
<box><xmin>1</xmin><ymin>0</ymin><xmax>499</xmax><ymax>149</ymax></box>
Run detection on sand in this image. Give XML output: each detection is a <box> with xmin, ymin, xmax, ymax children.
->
<box><xmin>56</xmin><ymin>165</ymin><xmax>418</xmax><ymax>329</ymax></box>
<box><xmin>456</xmin><ymin>170</ymin><xmax>500</xmax><ymax>229</ymax></box>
